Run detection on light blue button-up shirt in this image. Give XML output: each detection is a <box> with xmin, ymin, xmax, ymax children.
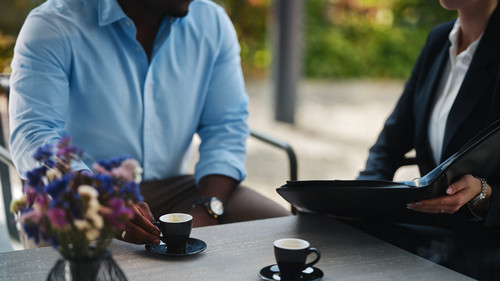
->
<box><xmin>9</xmin><ymin>0</ymin><xmax>249</xmax><ymax>184</ymax></box>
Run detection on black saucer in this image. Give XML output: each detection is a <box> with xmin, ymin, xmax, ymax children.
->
<box><xmin>258</xmin><ymin>264</ymin><xmax>324</xmax><ymax>281</ymax></box>
<box><xmin>145</xmin><ymin>237</ymin><xmax>207</xmax><ymax>257</ymax></box>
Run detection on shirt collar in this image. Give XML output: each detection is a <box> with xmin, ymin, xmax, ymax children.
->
<box><xmin>98</xmin><ymin>0</ymin><xmax>128</xmax><ymax>26</ymax></box>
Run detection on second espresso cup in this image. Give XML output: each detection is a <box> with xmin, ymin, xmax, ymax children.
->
<box><xmin>274</xmin><ymin>238</ymin><xmax>321</xmax><ymax>280</ymax></box>
<box><xmin>155</xmin><ymin>213</ymin><xmax>193</xmax><ymax>253</ymax></box>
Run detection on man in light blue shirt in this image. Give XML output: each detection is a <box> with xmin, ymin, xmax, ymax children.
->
<box><xmin>10</xmin><ymin>0</ymin><xmax>289</xmax><ymax>245</ymax></box>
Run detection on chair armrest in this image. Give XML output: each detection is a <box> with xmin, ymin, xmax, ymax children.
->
<box><xmin>250</xmin><ymin>129</ymin><xmax>298</xmax><ymax>181</ymax></box>
<box><xmin>0</xmin><ymin>145</ymin><xmax>13</xmax><ymax>167</ymax></box>
<box><xmin>0</xmin><ymin>145</ymin><xmax>21</xmax><ymax>245</ymax></box>
<box><xmin>397</xmin><ymin>156</ymin><xmax>417</xmax><ymax>168</ymax></box>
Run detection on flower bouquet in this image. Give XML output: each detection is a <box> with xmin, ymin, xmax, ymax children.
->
<box><xmin>10</xmin><ymin>137</ymin><xmax>143</xmax><ymax>280</ymax></box>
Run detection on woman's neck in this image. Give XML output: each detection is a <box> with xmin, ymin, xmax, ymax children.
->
<box><xmin>457</xmin><ymin>0</ymin><xmax>497</xmax><ymax>53</ymax></box>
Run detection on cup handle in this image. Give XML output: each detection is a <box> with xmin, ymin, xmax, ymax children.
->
<box><xmin>304</xmin><ymin>247</ymin><xmax>321</xmax><ymax>269</ymax></box>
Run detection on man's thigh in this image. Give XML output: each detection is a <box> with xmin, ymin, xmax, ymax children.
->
<box><xmin>140</xmin><ymin>175</ymin><xmax>199</xmax><ymax>219</ymax></box>
<box><xmin>141</xmin><ymin>175</ymin><xmax>291</xmax><ymax>222</ymax></box>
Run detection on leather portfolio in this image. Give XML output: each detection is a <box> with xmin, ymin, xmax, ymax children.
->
<box><xmin>277</xmin><ymin>119</ymin><xmax>500</xmax><ymax>220</ymax></box>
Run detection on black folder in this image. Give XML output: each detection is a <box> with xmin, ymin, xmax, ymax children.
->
<box><xmin>277</xmin><ymin>119</ymin><xmax>500</xmax><ymax>220</ymax></box>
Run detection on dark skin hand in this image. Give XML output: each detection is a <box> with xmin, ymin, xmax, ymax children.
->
<box><xmin>119</xmin><ymin>175</ymin><xmax>236</xmax><ymax>244</ymax></box>
<box><xmin>190</xmin><ymin>175</ymin><xmax>237</xmax><ymax>227</ymax></box>
<box><xmin>119</xmin><ymin>202</ymin><xmax>161</xmax><ymax>245</ymax></box>
<box><xmin>407</xmin><ymin>174</ymin><xmax>492</xmax><ymax>216</ymax></box>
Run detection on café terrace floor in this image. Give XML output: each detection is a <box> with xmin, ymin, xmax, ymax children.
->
<box><xmin>0</xmin><ymin>78</ymin><xmax>420</xmax><ymax>252</ymax></box>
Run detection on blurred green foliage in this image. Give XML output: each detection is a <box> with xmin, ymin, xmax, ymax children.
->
<box><xmin>302</xmin><ymin>0</ymin><xmax>455</xmax><ymax>78</ymax></box>
<box><xmin>0</xmin><ymin>0</ymin><xmax>455</xmax><ymax>78</ymax></box>
<box><xmin>0</xmin><ymin>0</ymin><xmax>44</xmax><ymax>73</ymax></box>
<box><xmin>217</xmin><ymin>0</ymin><xmax>455</xmax><ymax>78</ymax></box>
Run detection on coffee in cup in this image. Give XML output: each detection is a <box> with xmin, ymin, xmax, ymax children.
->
<box><xmin>154</xmin><ymin>213</ymin><xmax>193</xmax><ymax>253</ymax></box>
<box><xmin>274</xmin><ymin>238</ymin><xmax>321</xmax><ymax>280</ymax></box>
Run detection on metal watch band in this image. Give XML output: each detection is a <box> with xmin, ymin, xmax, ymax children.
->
<box><xmin>469</xmin><ymin>177</ymin><xmax>487</xmax><ymax>206</ymax></box>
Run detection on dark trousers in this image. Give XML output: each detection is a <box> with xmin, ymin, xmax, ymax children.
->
<box><xmin>140</xmin><ymin>175</ymin><xmax>291</xmax><ymax>223</ymax></box>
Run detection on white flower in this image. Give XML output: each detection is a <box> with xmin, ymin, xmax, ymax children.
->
<box><xmin>46</xmin><ymin>168</ymin><xmax>62</xmax><ymax>181</ymax></box>
<box><xmin>111</xmin><ymin>158</ymin><xmax>143</xmax><ymax>183</ymax></box>
<box><xmin>134</xmin><ymin>166</ymin><xmax>143</xmax><ymax>183</ymax></box>
<box><xmin>85</xmin><ymin>228</ymin><xmax>100</xmax><ymax>241</ymax></box>
<box><xmin>89</xmin><ymin>212</ymin><xmax>104</xmax><ymax>229</ymax></box>
<box><xmin>78</xmin><ymin>185</ymin><xmax>98</xmax><ymax>199</ymax></box>
<box><xmin>87</xmin><ymin>198</ymin><xmax>100</xmax><ymax>213</ymax></box>
<box><xmin>74</xmin><ymin>219</ymin><xmax>88</xmax><ymax>231</ymax></box>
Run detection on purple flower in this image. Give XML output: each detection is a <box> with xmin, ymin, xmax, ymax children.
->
<box><xmin>25</xmin><ymin>166</ymin><xmax>48</xmax><ymax>189</ymax></box>
<box><xmin>56</xmin><ymin>136</ymin><xmax>83</xmax><ymax>159</ymax></box>
<box><xmin>34</xmin><ymin>194</ymin><xmax>50</xmax><ymax>209</ymax></box>
<box><xmin>13</xmin><ymin>136</ymin><xmax>145</xmax><ymax>258</ymax></box>
<box><xmin>102</xmin><ymin>198</ymin><xmax>134</xmax><ymax>230</ymax></box>
<box><xmin>110</xmin><ymin>156</ymin><xmax>131</xmax><ymax>167</ymax></box>
<box><xmin>23</xmin><ymin>186</ymin><xmax>38</xmax><ymax>207</ymax></box>
<box><xmin>46</xmin><ymin>174</ymin><xmax>72</xmax><ymax>198</ymax></box>
<box><xmin>48</xmin><ymin>208</ymin><xmax>68</xmax><ymax>228</ymax></box>
<box><xmin>32</xmin><ymin>144</ymin><xmax>53</xmax><ymax>162</ymax></box>
<box><xmin>120</xmin><ymin>182</ymin><xmax>143</xmax><ymax>202</ymax></box>
<box><xmin>96</xmin><ymin>159</ymin><xmax>112</xmax><ymax>171</ymax></box>
<box><xmin>20</xmin><ymin>210</ymin><xmax>42</xmax><ymax>244</ymax></box>
<box><xmin>92</xmin><ymin>174</ymin><xmax>114</xmax><ymax>195</ymax></box>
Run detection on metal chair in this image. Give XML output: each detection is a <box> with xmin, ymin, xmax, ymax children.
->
<box><xmin>0</xmin><ymin>73</ymin><xmax>21</xmax><ymax>247</ymax></box>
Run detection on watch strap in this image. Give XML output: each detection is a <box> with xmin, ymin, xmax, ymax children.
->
<box><xmin>194</xmin><ymin>197</ymin><xmax>224</xmax><ymax>219</ymax></box>
<box><xmin>469</xmin><ymin>177</ymin><xmax>488</xmax><ymax>206</ymax></box>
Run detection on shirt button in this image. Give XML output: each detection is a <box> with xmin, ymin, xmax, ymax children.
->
<box><xmin>146</xmin><ymin>125</ymin><xmax>151</xmax><ymax>131</ymax></box>
<box><xmin>126</xmin><ymin>21</ymin><xmax>131</xmax><ymax>26</ymax></box>
<box><xmin>146</xmin><ymin>163</ymin><xmax>151</xmax><ymax>169</ymax></box>
<box><xmin>136</xmin><ymin>47</ymin><xmax>141</xmax><ymax>52</ymax></box>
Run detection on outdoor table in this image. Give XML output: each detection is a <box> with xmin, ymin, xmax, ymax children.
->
<box><xmin>0</xmin><ymin>213</ymin><xmax>473</xmax><ymax>280</ymax></box>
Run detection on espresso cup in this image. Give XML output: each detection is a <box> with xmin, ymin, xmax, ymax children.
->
<box><xmin>274</xmin><ymin>238</ymin><xmax>321</xmax><ymax>280</ymax></box>
<box><xmin>154</xmin><ymin>213</ymin><xmax>193</xmax><ymax>253</ymax></box>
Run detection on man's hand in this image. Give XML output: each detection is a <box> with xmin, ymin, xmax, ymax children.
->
<box><xmin>190</xmin><ymin>204</ymin><xmax>220</xmax><ymax>227</ymax></box>
<box><xmin>190</xmin><ymin>175</ymin><xmax>236</xmax><ymax>227</ymax></box>
<box><xmin>119</xmin><ymin>202</ymin><xmax>161</xmax><ymax>245</ymax></box>
<box><xmin>407</xmin><ymin>174</ymin><xmax>491</xmax><ymax>215</ymax></box>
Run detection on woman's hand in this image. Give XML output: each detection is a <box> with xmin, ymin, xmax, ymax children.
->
<box><xmin>407</xmin><ymin>174</ymin><xmax>491</xmax><ymax>214</ymax></box>
<box><xmin>118</xmin><ymin>202</ymin><xmax>161</xmax><ymax>245</ymax></box>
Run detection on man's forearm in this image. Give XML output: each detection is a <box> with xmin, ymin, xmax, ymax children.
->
<box><xmin>198</xmin><ymin>174</ymin><xmax>237</xmax><ymax>202</ymax></box>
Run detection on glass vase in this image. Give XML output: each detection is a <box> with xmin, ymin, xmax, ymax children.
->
<box><xmin>46</xmin><ymin>250</ymin><xmax>127</xmax><ymax>281</ymax></box>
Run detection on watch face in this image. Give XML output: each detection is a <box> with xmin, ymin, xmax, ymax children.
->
<box><xmin>209</xmin><ymin>197</ymin><xmax>224</xmax><ymax>216</ymax></box>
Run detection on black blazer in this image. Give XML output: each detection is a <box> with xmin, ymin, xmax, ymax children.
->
<box><xmin>358</xmin><ymin>4</ymin><xmax>500</xmax><ymax>227</ymax></box>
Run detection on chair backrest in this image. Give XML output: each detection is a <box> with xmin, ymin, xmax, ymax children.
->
<box><xmin>0</xmin><ymin>74</ymin><xmax>9</xmax><ymax>97</ymax></box>
<box><xmin>0</xmin><ymin>73</ymin><xmax>21</xmax><ymax>248</ymax></box>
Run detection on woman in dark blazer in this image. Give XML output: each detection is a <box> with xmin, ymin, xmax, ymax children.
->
<box><xmin>355</xmin><ymin>0</ymin><xmax>500</xmax><ymax>279</ymax></box>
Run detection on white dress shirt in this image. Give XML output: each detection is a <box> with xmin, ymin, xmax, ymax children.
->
<box><xmin>428</xmin><ymin>19</ymin><xmax>483</xmax><ymax>164</ymax></box>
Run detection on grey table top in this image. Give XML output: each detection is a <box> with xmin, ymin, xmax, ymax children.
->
<box><xmin>0</xmin><ymin>214</ymin><xmax>474</xmax><ymax>281</ymax></box>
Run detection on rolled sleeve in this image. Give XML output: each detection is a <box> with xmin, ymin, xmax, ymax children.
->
<box><xmin>9</xmin><ymin>13</ymin><xmax>72</xmax><ymax>177</ymax></box>
<box><xmin>195</xmin><ymin>11</ymin><xmax>249</xmax><ymax>185</ymax></box>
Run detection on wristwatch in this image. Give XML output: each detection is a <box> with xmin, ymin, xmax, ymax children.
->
<box><xmin>469</xmin><ymin>177</ymin><xmax>488</xmax><ymax>206</ymax></box>
<box><xmin>195</xmin><ymin>197</ymin><xmax>224</xmax><ymax>219</ymax></box>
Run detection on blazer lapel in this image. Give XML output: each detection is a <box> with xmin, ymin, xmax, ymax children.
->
<box><xmin>415</xmin><ymin>42</ymin><xmax>450</xmax><ymax>166</ymax></box>
<box><xmin>441</xmin><ymin>5</ymin><xmax>500</xmax><ymax>161</ymax></box>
